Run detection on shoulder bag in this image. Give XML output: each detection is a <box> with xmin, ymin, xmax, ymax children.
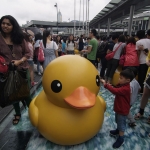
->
<box><xmin>0</xmin><ymin>63</ymin><xmax>30</xmax><ymax>107</ymax></box>
<box><xmin>105</xmin><ymin>42</ymin><xmax>122</xmax><ymax>60</ymax></box>
<box><xmin>38</xmin><ymin>41</ymin><xmax>45</xmax><ymax>62</ymax></box>
<box><xmin>0</xmin><ymin>55</ymin><xmax>8</xmax><ymax>73</ymax></box>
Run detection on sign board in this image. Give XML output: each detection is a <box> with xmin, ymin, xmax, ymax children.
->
<box><xmin>143</xmin><ymin>17</ymin><xmax>149</xmax><ymax>20</ymax></box>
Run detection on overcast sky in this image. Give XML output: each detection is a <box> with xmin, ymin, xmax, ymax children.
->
<box><xmin>0</xmin><ymin>0</ymin><xmax>111</xmax><ymax>25</ymax></box>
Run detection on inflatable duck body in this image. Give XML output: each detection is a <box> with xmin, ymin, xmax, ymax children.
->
<box><xmin>111</xmin><ymin>66</ymin><xmax>122</xmax><ymax>86</ymax></box>
<box><xmin>111</xmin><ymin>66</ymin><xmax>138</xmax><ymax>86</ymax></box>
<box><xmin>29</xmin><ymin>55</ymin><xmax>106</xmax><ymax>145</ymax></box>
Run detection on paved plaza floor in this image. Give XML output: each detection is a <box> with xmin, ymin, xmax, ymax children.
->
<box><xmin>0</xmin><ymin>84</ymin><xmax>150</xmax><ymax>150</ymax></box>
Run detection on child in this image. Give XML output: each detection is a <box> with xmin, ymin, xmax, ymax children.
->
<box><xmin>100</xmin><ymin>69</ymin><xmax>134</xmax><ymax>149</ymax></box>
<box><xmin>127</xmin><ymin>67</ymin><xmax>141</xmax><ymax>127</ymax></box>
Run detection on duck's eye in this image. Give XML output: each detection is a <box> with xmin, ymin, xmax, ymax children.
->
<box><xmin>51</xmin><ymin>80</ymin><xmax>62</xmax><ymax>93</ymax></box>
<box><xmin>96</xmin><ymin>75</ymin><xmax>100</xmax><ymax>86</ymax></box>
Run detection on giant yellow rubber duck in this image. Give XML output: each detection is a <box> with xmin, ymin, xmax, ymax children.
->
<box><xmin>111</xmin><ymin>66</ymin><xmax>122</xmax><ymax>86</ymax></box>
<box><xmin>74</xmin><ymin>49</ymin><xmax>80</xmax><ymax>55</ymax></box>
<box><xmin>29</xmin><ymin>55</ymin><xmax>106</xmax><ymax>145</ymax></box>
<box><xmin>111</xmin><ymin>66</ymin><xmax>138</xmax><ymax>86</ymax></box>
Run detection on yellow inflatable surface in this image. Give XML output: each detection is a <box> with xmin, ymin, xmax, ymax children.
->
<box><xmin>111</xmin><ymin>66</ymin><xmax>138</xmax><ymax>86</ymax></box>
<box><xmin>111</xmin><ymin>66</ymin><xmax>122</xmax><ymax>86</ymax></box>
<box><xmin>29</xmin><ymin>55</ymin><xmax>106</xmax><ymax>145</ymax></box>
<box><xmin>74</xmin><ymin>49</ymin><xmax>80</xmax><ymax>54</ymax></box>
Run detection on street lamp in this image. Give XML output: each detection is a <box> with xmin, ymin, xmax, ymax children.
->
<box><xmin>74</xmin><ymin>0</ymin><xmax>76</xmax><ymax>37</ymax></box>
<box><xmin>54</xmin><ymin>3</ymin><xmax>58</xmax><ymax>34</ymax></box>
<box><xmin>85</xmin><ymin>0</ymin><xmax>90</xmax><ymax>37</ymax></box>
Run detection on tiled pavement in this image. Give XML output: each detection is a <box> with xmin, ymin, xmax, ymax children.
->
<box><xmin>0</xmin><ymin>72</ymin><xmax>42</xmax><ymax>126</ymax></box>
<box><xmin>1</xmin><ymin>67</ymin><xmax>150</xmax><ymax>150</ymax></box>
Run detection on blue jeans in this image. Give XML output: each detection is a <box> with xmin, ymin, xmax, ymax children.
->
<box><xmin>115</xmin><ymin>113</ymin><xmax>127</xmax><ymax>132</ymax></box>
<box><xmin>37</xmin><ymin>59</ymin><xmax>41</xmax><ymax>73</ymax></box>
<box><xmin>67</xmin><ymin>50</ymin><xmax>74</xmax><ymax>55</ymax></box>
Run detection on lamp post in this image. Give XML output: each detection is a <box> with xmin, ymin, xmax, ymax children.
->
<box><xmin>74</xmin><ymin>0</ymin><xmax>76</xmax><ymax>37</ymax></box>
<box><xmin>83</xmin><ymin>0</ymin><xmax>84</xmax><ymax>34</ymax></box>
<box><xmin>79</xmin><ymin>0</ymin><xmax>81</xmax><ymax>30</ymax></box>
<box><xmin>54</xmin><ymin>3</ymin><xmax>58</xmax><ymax>34</ymax></box>
<box><xmin>85</xmin><ymin>0</ymin><xmax>90</xmax><ymax>37</ymax></box>
<box><xmin>87</xmin><ymin>0</ymin><xmax>89</xmax><ymax>37</ymax></box>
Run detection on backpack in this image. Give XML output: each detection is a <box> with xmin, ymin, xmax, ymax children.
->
<box><xmin>0</xmin><ymin>56</ymin><xmax>8</xmax><ymax>73</ymax></box>
<box><xmin>97</xmin><ymin>42</ymin><xmax>107</xmax><ymax>57</ymax></box>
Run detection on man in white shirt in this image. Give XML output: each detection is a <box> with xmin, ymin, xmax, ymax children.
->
<box><xmin>136</xmin><ymin>30</ymin><xmax>150</xmax><ymax>93</ymax></box>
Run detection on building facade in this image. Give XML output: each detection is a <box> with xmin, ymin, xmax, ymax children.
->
<box><xmin>58</xmin><ymin>10</ymin><xmax>62</xmax><ymax>22</ymax></box>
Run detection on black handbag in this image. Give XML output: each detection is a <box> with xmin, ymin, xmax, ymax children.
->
<box><xmin>0</xmin><ymin>64</ymin><xmax>30</xmax><ymax>108</ymax></box>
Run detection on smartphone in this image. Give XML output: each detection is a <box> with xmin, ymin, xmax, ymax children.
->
<box><xmin>144</xmin><ymin>48</ymin><xmax>148</xmax><ymax>53</ymax></box>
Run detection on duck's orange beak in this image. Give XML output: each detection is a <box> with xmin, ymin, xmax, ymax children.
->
<box><xmin>64</xmin><ymin>86</ymin><xmax>96</xmax><ymax>109</ymax></box>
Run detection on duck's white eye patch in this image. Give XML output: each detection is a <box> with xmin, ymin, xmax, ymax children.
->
<box><xmin>96</xmin><ymin>75</ymin><xmax>100</xmax><ymax>87</ymax></box>
<box><xmin>57</xmin><ymin>83</ymin><xmax>61</xmax><ymax>87</ymax></box>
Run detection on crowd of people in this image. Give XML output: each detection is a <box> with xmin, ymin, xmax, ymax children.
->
<box><xmin>0</xmin><ymin>14</ymin><xmax>150</xmax><ymax>149</ymax></box>
<box><xmin>96</xmin><ymin>30</ymin><xmax>150</xmax><ymax>148</ymax></box>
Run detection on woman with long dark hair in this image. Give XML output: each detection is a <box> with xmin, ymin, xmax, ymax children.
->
<box><xmin>66</xmin><ymin>35</ymin><xmax>75</xmax><ymax>54</ymax></box>
<box><xmin>123</xmin><ymin>37</ymin><xmax>139</xmax><ymax>70</ymax></box>
<box><xmin>105</xmin><ymin>35</ymin><xmax>126</xmax><ymax>83</ymax></box>
<box><xmin>62</xmin><ymin>37</ymin><xmax>66</xmax><ymax>55</ymax></box>
<box><xmin>56</xmin><ymin>35</ymin><xmax>62</xmax><ymax>56</ymax></box>
<box><xmin>78</xmin><ymin>36</ymin><xmax>84</xmax><ymax>51</ymax></box>
<box><xmin>23</xmin><ymin>32</ymin><xmax>37</xmax><ymax>86</ymax></box>
<box><xmin>42</xmin><ymin>30</ymin><xmax>58</xmax><ymax>70</ymax></box>
<box><xmin>34</xmin><ymin>33</ymin><xmax>43</xmax><ymax>75</ymax></box>
<box><xmin>0</xmin><ymin>15</ymin><xmax>31</xmax><ymax>124</ymax></box>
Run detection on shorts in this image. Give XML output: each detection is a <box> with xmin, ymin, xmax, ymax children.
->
<box><xmin>115</xmin><ymin>113</ymin><xmax>127</xmax><ymax>132</ymax></box>
<box><xmin>27</xmin><ymin>60</ymin><xmax>34</xmax><ymax>66</ymax></box>
<box><xmin>67</xmin><ymin>50</ymin><xmax>74</xmax><ymax>55</ymax></box>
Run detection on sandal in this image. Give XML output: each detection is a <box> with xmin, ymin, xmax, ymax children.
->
<box><xmin>128</xmin><ymin>122</ymin><xmax>136</xmax><ymax>127</ymax></box>
<box><xmin>31</xmin><ymin>81</ymin><xmax>38</xmax><ymax>87</ymax></box>
<box><xmin>13</xmin><ymin>114</ymin><xmax>21</xmax><ymax>125</ymax></box>
<box><xmin>134</xmin><ymin>113</ymin><xmax>143</xmax><ymax>120</ymax></box>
